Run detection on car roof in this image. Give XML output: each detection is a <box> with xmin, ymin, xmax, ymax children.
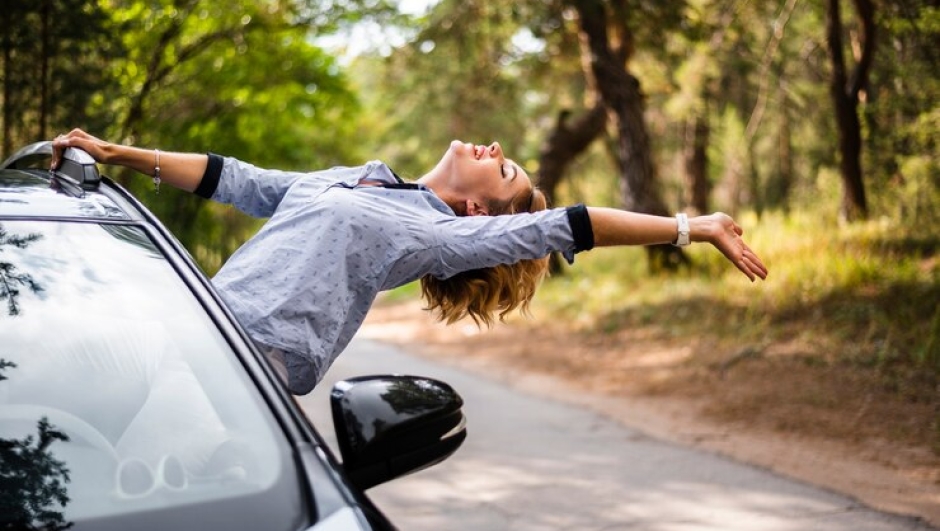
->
<box><xmin>0</xmin><ymin>143</ymin><xmax>139</xmax><ymax>222</ymax></box>
<box><xmin>0</xmin><ymin>168</ymin><xmax>138</xmax><ymax>220</ymax></box>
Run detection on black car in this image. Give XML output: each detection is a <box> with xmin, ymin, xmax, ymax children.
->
<box><xmin>0</xmin><ymin>143</ymin><xmax>466</xmax><ymax>530</ymax></box>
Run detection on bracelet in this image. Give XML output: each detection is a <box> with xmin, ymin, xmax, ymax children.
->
<box><xmin>153</xmin><ymin>149</ymin><xmax>161</xmax><ymax>193</ymax></box>
<box><xmin>673</xmin><ymin>212</ymin><xmax>690</xmax><ymax>247</ymax></box>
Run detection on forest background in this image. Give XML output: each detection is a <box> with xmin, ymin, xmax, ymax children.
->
<box><xmin>2</xmin><ymin>0</ymin><xmax>938</xmax><ymax>519</ymax></box>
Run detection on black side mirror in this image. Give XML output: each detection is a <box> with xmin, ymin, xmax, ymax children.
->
<box><xmin>330</xmin><ymin>375</ymin><xmax>466</xmax><ymax>490</ymax></box>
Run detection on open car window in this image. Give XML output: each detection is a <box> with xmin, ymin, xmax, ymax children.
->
<box><xmin>0</xmin><ymin>220</ymin><xmax>307</xmax><ymax>530</ymax></box>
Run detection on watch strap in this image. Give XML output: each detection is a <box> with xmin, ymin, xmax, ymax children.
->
<box><xmin>673</xmin><ymin>213</ymin><xmax>690</xmax><ymax>247</ymax></box>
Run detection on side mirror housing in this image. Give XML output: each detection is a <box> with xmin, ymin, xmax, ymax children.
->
<box><xmin>330</xmin><ymin>375</ymin><xmax>466</xmax><ymax>490</ymax></box>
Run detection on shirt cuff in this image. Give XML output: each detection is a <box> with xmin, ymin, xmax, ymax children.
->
<box><xmin>194</xmin><ymin>153</ymin><xmax>224</xmax><ymax>199</ymax></box>
<box><xmin>565</xmin><ymin>204</ymin><xmax>594</xmax><ymax>252</ymax></box>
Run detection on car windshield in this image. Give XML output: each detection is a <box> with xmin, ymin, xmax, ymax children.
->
<box><xmin>0</xmin><ymin>219</ymin><xmax>305</xmax><ymax>529</ymax></box>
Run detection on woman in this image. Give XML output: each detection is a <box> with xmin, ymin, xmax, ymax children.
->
<box><xmin>51</xmin><ymin>129</ymin><xmax>767</xmax><ymax>394</ymax></box>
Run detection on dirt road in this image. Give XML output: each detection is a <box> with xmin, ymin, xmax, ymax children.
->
<box><xmin>298</xmin><ymin>336</ymin><xmax>936</xmax><ymax>530</ymax></box>
<box><xmin>352</xmin><ymin>299</ymin><xmax>940</xmax><ymax>528</ymax></box>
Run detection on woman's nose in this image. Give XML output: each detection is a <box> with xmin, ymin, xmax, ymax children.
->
<box><xmin>488</xmin><ymin>142</ymin><xmax>502</xmax><ymax>157</ymax></box>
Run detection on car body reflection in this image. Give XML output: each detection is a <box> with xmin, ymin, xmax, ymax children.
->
<box><xmin>0</xmin><ymin>223</ymin><xmax>44</xmax><ymax>317</ymax></box>
<box><xmin>0</xmin><ymin>360</ymin><xmax>73</xmax><ymax>531</ymax></box>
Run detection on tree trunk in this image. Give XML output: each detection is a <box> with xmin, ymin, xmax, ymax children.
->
<box><xmin>825</xmin><ymin>0</ymin><xmax>876</xmax><ymax>221</ymax></box>
<box><xmin>682</xmin><ymin>110</ymin><xmax>711</xmax><ymax>215</ymax></box>
<box><xmin>771</xmin><ymin>76</ymin><xmax>793</xmax><ymax>211</ymax></box>
<box><xmin>572</xmin><ymin>0</ymin><xmax>662</xmax><ymax>214</ymax></box>
<box><xmin>2</xmin><ymin>30</ymin><xmax>12</xmax><ymax>157</ymax></box>
<box><xmin>39</xmin><ymin>0</ymin><xmax>51</xmax><ymax>141</ymax></box>
<box><xmin>570</xmin><ymin>0</ymin><xmax>686</xmax><ymax>271</ymax></box>
<box><xmin>537</xmin><ymin>104</ymin><xmax>608</xmax><ymax>273</ymax></box>
<box><xmin>537</xmin><ymin>105</ymin><xmax>608</xmax><ymax>207</ymax></box>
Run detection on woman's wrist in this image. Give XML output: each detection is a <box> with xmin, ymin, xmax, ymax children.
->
<box><xmin>106</xmin><ymin>145</ymin><xmax>157</xmax><ymax>177</ymax></box>
<box><xmin>104</xmin><ymin>143</ymin><xmax>140</xmax><ymax>167</ymax></box>
<box><xmin>688</xmin><ymin>214</ymin><xmax>716</xmax><ymax>244</ymax></box>
<box><xmin>98</xmin><ymin>142</ymin><xmax>119</xmax><ymax>165</ymax></box>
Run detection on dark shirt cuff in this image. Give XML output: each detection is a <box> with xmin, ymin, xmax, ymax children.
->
<box><xmin>565</xmin><ymin>204</ymin><xmax>595</xmax><ymax>253</ymax></box>
<box><xmin>194</xmin><ymin>153</ymin><xmax>223</xmax><ymax>199</ymax></box>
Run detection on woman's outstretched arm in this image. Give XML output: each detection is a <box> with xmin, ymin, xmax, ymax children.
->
<box><xmin>50</xmin><ymin>129</ymin><xmax>207</xmax><ymax>193</ymax></box>
<box><xmin>587</xmin><ymin>208</ymin><xmax>768</xmax><ymax>282</ymax></box>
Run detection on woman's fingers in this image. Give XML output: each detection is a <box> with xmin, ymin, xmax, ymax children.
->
<box><xmin>738</xmin><ymin>248</ymin><xmax>768</xmax><ymax>281</ymax></box>
<box><xmin>736</xmin><ymin>259</ymin><xmax>756</xmax><ymax>281</ymax></box>
<box><xmin>50</xmin><ymin>129</ymin><xmax>104</xmax><ymax>169</ymax></box>
<box><xmin>742</xmin><ymin>244</ymin><xmax>768</xmax><ymax>279</ymax></box>
<box><xmin>741</xmin><ymin>254</ymin><xmax>765</xmax><ymax>281</ymax></box>
<box><xmin>50</xmin><ymin>136</ymin><xmax>63</xmax><ymax>170</ymax></box>
<box><xmin>50</xmin><ymin>130</ymin><xmax>81</xmax><ymax>169</ymax></box>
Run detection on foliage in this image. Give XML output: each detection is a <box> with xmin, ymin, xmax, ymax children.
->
<box><xmin>351</xmin><ymin>0</ymin><xmax>536</xmax><ymax>176</ymax></box>
<box><xmin>0</xmin><ymin>0</ymin><xmax>124</xmax><ymax>155</ymax></box>
<box><xmin>3</xmin><ymin>0</ymin><xmax>935</xmax><ymax>269</ymax></box>
<box><xmin>2</xmin><ymin>0</ymin><xmax>395</xmax><ymax>273</ymax></box>
<box><xmin>0</xmin><ymin>0</ymin><xmax>935</xmax><ymax>322</ymax></box>
<box><xmin>94</xmin><ymin>0</ymin><xmax>384</xmax><ymax>270</ymax></box>
<box><xmin>0</xmin><ymin>361</ymin><xmax>73</xmax><ymax>531</ymax></box>
<box><xmin>0</xmin><ymin>226</ymin><xmax>44</xmax><ymax>317</ymax></box>
<box><xmin>863</xmin><ymin>1</ymin><xmax>940</xmax><ymax>226</ymax></box>
<box><xmin>0</xmin><ymin>0</ymin><xmax>937</xmax><ymax>483</ymax></box>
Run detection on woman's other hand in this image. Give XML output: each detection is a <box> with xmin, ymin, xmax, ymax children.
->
<box><xmin>692</xmin><ymin>212</ymin><xmax>768</xmax><ymax>282</ymax></box>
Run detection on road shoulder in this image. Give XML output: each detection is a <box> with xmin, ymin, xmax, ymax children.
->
<box><xmin>361</xmin><ymin>299</ymin><xmax>940</xmax><ymax>528</ymax></box>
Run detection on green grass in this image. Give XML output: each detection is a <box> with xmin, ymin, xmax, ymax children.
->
<box><xmin>530</xmin><ymin>209</ymin><xmax>940</xmax><ymax>376</ymax></box>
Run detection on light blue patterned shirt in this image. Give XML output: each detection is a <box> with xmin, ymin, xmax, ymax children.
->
<box><xmin>205</xmin><ymin>156</ymin><xmax>584</xmax><ymax>393</ymax></box>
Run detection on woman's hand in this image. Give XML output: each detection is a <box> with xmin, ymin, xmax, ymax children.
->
<box><xmin>50</xmin><ymin>129</ymin><xmax>113</xmax><ymax>170</ymax></box>
<box><xmin>49</xmin><ymin>129</ymin><xmax>208</xmax><ymax>192</ymax></box>
<box><xmin>691</xmin><ymin>212</ymin><xmax>768</xmax><ymax>282</ymax></box>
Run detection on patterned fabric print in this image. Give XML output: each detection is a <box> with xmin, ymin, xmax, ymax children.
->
<box><xmin>210</xmin><ymin>158</ymin><xmax>579</xmax><ymax>394</ymax></box>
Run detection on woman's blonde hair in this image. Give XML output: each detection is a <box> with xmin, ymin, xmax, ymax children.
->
<box><xmin>420</xmin><ymin>187</ymin><xmax>551</xmax><ymax>327</ymax></box>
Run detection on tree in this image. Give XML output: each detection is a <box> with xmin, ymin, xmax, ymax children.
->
<box><xmin>568</xmin><ymin>0</ymin><xmax>688</xmax><ymax>270</ymax></box>
<box><xmin>515</xmin><ymin>0</ymin><xmax>612</xmax><ymax>211</ymax></box>
<box><xmin>1</xmin><ymin>1</ymin><xmax>395</xmax><ymax>273</ymax></box>
<box><xmin>824</xmin><ymin>0</ymin><xmax>875</xmax><ymax>221</ymax></box>
<box><xmin>0</xmin><ymin>225</ymin><xmax>44</xmax><ymax>317</ymax></box>
<box><xmin>861</xmin><ymin>0</ymin><xmax>939</xmax><ymax>225</ymax></box>
<box><xmin>0</xmin><ymin>0</ymin><xmax>120</xmax><ymax>157</ymax></box>
<box><xmin>537</xmin><ymin>104</ymin><xmax>608</xmax><ymax>272</ymax></box>
<box><xmin>664</xmin><ymin>1</ymin><xmax>738</xmax><ymax>216</ymax></box>
<box><xmin>354</xmin><ymin>0</ymin><xmax>532</xmax><ymax>175</ymax></box>
<box><xmin>0</xmin><ymin>361</ymin><xmax>73</xmax><ymax>531</ymax></box>
<box><xmin>537</xmin><ymin>105</ymin><xmax>608</xmax><ymax>216</ymax></box>
<box><xmin>89</xmin><ymin>0</ymin><xmax>390</xmax><ymax>272</ymax></box>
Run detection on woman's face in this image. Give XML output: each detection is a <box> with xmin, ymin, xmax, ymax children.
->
<box><xmin>439</xmin><ymin>140</ymin><xmax>533</xmax><ymax>212</ymax></box>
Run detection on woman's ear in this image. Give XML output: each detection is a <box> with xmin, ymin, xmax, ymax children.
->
<box><xmin>465</xmin><ymin>200</ymin><xmax>489</xmax><ymax>216</ymax></box>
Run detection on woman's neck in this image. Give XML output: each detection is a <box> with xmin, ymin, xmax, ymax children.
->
<box><xmin>418</xmin><ymin>170</ymin><xmax>464</xmax><ymax>214</ymax></box>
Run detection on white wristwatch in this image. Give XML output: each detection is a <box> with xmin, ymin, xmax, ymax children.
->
<box><xmin>673</xmin><ymin>213</ymin><xmax>690</xmax><ymax>247</ymax></box>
